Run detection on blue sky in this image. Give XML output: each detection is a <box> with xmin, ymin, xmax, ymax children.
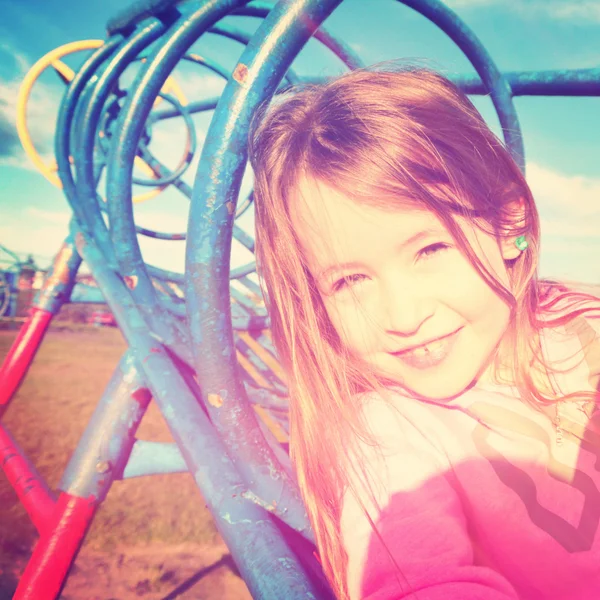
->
<box><xmin>0</xmin><ymin>0</ymin><xmax>598</xmax><ymax>283</ymax></box>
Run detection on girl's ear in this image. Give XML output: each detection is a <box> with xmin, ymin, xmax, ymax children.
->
<box><xmin>498</xmin><ymin>199</ymin><xmax>527</xmax><ymax>261</ymax></box>
<box><xmin>499</xmin><ymin>234</ymin><xmax>525</xmax><ymax>260</ymax></box>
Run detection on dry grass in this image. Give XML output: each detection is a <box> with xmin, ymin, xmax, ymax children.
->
<box><xmin>0</xmin><ymin>327</ymin><xmax>221</xmax><ymax>551</ymax></box>
<box><xmin>0</xmin><ymin>327</ymin><xmax>251</xmax><ymax>598</ymax></box>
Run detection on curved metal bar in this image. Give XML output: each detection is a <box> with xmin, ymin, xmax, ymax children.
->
<box><xmin>230</xmin><ymin>260</ymin><xmax>258</xmax><ymax>280</ymax></box>
<box><xmin>187</xmin><ymin>0</ymin><xmax>351</xmax><ymax>544</ymax></box>
<box><xmin>106</xmin><ymin>0</ymin><xmax>180</xmax><ymax>36</ymax></box>
<box><xmin>105</xmin><ymin>0</ymin><xmax>254</xmax><ymax>332</ymax></box>
<box><xmin>74</xmin><ymin>19</ymin><xmax>195</xmax><ymax>357</ymax></box>
<box><xmin>147</xmin><ymin>263</ymin><xmax>185</xmax><ymax>284</ymax></box>
<box><xmin>33</xmin><ymin>230</ymin><xmax>82</xmax><ymax>315</ymax></box>
<box><xmin>235</xmin><ymin>0</ymin><xmax>364</xmax><ymax>70</ymax></box>
<box><xmin>134</xmin><ymin>224</ymin><xmax>186</xmax><ymax>240</ymax></box>
<box><xmin>399</xmin><ymin>0</ymin><xmax>525</xmax><ymax>171</ymax></box>
<box><xmin>55</xmin><ymin>37</ymin><xmax>122</xmax><ymax>264</ymax></box>
<box><xmin>74</xmin><ymin>22</ymin><xmax>165</xmax><ymax>239</ymax></box>
<box><xmin>181</xmin><ymin>51</ymin><xmax>232</xmax><ymax>80</ymax></box>
<box><xmin>59</xmin><ymin>352</ymin><xmax>152</xmax><ymax>502</ymax></box>
<box><xmin>207</xmin><ymin>22</ymin><xmax>302</xmax><ymax>84</ymax></box>
<box><xmin>74</xmin><ymin>224</ymin><xmax>321</xmax><ymax>598</ymax></box>
<box><xmin>75</xmin><ymin>21</ymin><xmax>193</xmax><ymax>356</ymax></box>
<box><xmin>151</xmin><ymin>95</ymin><xmax>220</xmax><ymax>120</ymax></box>
<box><xmin>132</xmin><ymin>92</ymin><xmax>197</xmax><ymax>187</ymax></box>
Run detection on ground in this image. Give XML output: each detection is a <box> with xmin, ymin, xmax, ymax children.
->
<box><xmin>0</xmin><ymin>327</ymin><xmax>252</xmax><ymax>599</ymax></box>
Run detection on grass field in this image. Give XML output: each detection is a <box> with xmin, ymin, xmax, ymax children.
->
<box><xmin>0</xmin><ymin>327</ymin><xmax>251</xmax><ymax>599</ymax></box>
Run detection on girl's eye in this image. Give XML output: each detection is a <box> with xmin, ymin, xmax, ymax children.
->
<box><xmin>418</xmin><ymin>243</ymin><xmax>450</xmax><ymax>260</ymax></box>
<box><xmin>332</xmin><ymin>273</ymin><xmax>367</xmax><ymax>292</ymax></box>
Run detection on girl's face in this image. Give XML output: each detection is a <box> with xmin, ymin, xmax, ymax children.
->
<box><xmin>291</xmin><ymin>177</ymin><xmax>521</xmax><ymax>401</ymax></box>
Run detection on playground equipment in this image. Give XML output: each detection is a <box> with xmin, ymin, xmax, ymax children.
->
<box><xmin>0</xmin><ymin>244</ymin><xmax>112</xmax><ymax>319</ymax></box>
<box><xmin>0</xmin><ymin>245</ymin><xmax>31</xmax><ymax>318</ymax></box>
<box><xmin>1</xmin><ymin>0</ymin><xmax>598</xmax><ymax>598</ymax></box>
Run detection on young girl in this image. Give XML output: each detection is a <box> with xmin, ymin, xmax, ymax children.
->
<box><xmin>249</xmin><ymin>67</ymin><xmax>600</xmax><ymax>599</ymax></box>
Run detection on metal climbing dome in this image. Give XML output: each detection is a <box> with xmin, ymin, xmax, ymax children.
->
<box><xmin>0</xmin><ymin>0</ymin><xmax>598</xmax><ymax>598</ymax></box>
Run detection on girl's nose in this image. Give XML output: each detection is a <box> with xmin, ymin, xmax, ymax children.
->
<box><xmin>380</xmin><ymin>279</ymin><xmax>434</xmax><ymax>337</ymax></box>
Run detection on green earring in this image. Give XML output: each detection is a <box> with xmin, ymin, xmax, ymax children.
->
<box><xmin>515</xmin><ymin>235</ymin><xmax>529</xmax><ymax>251</ymax></box>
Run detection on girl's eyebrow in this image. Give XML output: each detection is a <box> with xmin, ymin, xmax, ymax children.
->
<box><xmin>317</xmin><ymin>228</ymin><xmax>442</xmax><ymax>281</ymax></box>
<box><xmin>318</xmin><ymin>261</ymin><xmax>364</xmax><ymax>282</ymax></box>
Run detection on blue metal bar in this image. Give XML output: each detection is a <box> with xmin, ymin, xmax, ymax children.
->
<box><xmin>238</xmin><ymin>274</ymin><xmax>263</xmax><ymax>298</ymax></box>
<box><xmin>73</xmin><ymin>224</ymin><xmax>322</xmax><ymax>598</ymax></box>
<box><xmin>230</xmin><ymin>286</ymin><xmax>266</xmax><ymax>315</ymax></box>
<box><xmin>234</xmin><ymin>0</ymin><xmax>364</xmax><ymax>71</ymax></box>
<box><xmin>68</xmin><ymin>284</ymin><xmax>107</xmax><ymax>304</ymax></box>
<box><xmin>33</xmin><ymin>230</ymin><xmax>82</xmax><ymax>314</ymax></box>
<box><xmin>399</xmin><ymin>0</ymin><xmax>525</xmax><ymax>171</ymax></box>
<box><xmin>181</xmin><ymin>51</ymin><xmax>233</xmax><ymax>80</ymax></box>
<box><xmin>187</xmin><ymin>0</ymin><xmax>350</xmax><ymax>550</ymax></box>
<box><xmin>299</xmin><ymin>68</ymin><xmax>600</xmax><ymax>99</ymax></box>
<box><xmin>106</xmin><ymin>0</ymin><xmax>180</xmax><ymax>36</ymax></box>
<box><xmin>105</xmin><ymin>1</ymin><xmax>254</xmax><ymax>336</ymax></box>
<box><xmin>75</xmin><ymin>20</ymin><xmax>191</xmax><ymax>360</ymax></box>
<box><xmin>454</xmin><ymin>68</ymin><xmax>600</xmax><ymax>97</ymax></box>
<box><xmin>158</xmin><ymin>294</ymin><xmax>269</xmax><ymax>331</ymax></box>
<box><xmin>206</xmin><ymin>21</ymin><xmax>303</xmax><ymax>84</ymax></box>
<box><xmin>132</xmin><ymin>93</ymin><xmax>197</xmax><ymax>187</ymax></box>
<box><xmin>73</xmin><ymin>22</ymin><xmax>164</xmax><ymax>246</ymax></box>
<box><xmin>230</xmin><ymin>260</ymin><xmax>258</xmax><ymax>280</ymax></box>
<box><xmin>59</xmin><ymin>352</ymin><xmax>152</xmax><ymax>502</ymax></box>
<box><xmin>55</xmin><ymin>37</ymin><xmax>122</xmax><ymax>264</ymax></box>
<box><xmin>146</xmin><ymin>264</ymin><xmax>185</xmax><ymax>285</ymax></box>
<box><xmin>152</xmin><ymin>95</ymin><xmax>220</xmax><ymax>121</ymax></box>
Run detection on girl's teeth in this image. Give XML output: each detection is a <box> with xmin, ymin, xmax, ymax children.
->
<box><xmin>410</xmin><ymin>338</ymin><xmax>444</xmax><ymax>357</ymax></box>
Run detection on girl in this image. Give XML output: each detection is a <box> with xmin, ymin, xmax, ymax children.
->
<box><xmin>249</xmin><ymin>67</ymin><xmax>600</xmax><ymax>599</ymax></box>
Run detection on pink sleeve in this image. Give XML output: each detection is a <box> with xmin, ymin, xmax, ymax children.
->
<box><xmin>340</xmin><ymin>399</ymin><xmax>519</xmax><ymax>600</ymax></box>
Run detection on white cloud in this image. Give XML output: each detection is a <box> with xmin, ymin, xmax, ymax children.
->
<box><xmin>0</xmin><ymin>42</ymin><xmax>30</xmax><ymax>75</ymax></box>
<box><xmin>527</xmin><ymin>162</ymin><xmax>600</xmax><ymax>283</ymax></box>
<box><xmin>527</xmin><ymin>163</ymin><xmax>600</xmax><ymax>219</ymax></box>
<box><xmin>0</xmin><ymin>214</ymin><xmax>69</xmax><ymax>268</ymax></box>
<box><xmin>0</xmin><ymin>43</ymin><xmax>62</xmax><ymax>171</ymax></box>
<box><xmin>169</xmin><ymin>66</ymin><xmax>226</xmax><ymax>101</ymax></box>
<box><xmin>25</xmin><ymin>206</ymin><xmax>71</xmax><ymax>226</ymax></box>
<box><xmin>444</xmin><ymin>0</ymin><xmax>600</xmax><ymax>22</ymax></box>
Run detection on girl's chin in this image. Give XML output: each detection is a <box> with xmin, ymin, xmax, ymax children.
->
<box><xmin>378</xmin><ymin>369</ymin><xmax>477</xmax><ymax>402</ymax></box>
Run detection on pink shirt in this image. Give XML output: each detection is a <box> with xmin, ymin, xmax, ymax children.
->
<box><xmin>341</xmin><ymin>317</ymin><xmax>600</xmax><ymax>599</ymax></box>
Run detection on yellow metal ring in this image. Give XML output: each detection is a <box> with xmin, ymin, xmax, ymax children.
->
<box><xmin>16</xmin><ymin>40</ymin><xmax>189</xmax><ymax>204</ymax></box>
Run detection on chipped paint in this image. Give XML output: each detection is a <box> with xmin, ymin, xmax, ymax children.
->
<box><xmin>74</xmin><ymin>231</ymin><xmax>86</xmax><ymax>252</ymax></box>
<box><xmin>45</xmin><ymin>244</ymin><xmax>75</xmax><ymax>286</ymax></box>
<box><xmin>207</xmin><ymin>393</ymin><xmax>224</xmax><ymax>408</ymax></box>
<box><xmin>123</xmin><ymin>274</ymin><xmax>138</xmax><ymax>289</ymax></box>
<box><xmin>232</xmin><ymin>62</ymin><xmax>249</xmax><ymax>86</ymax></box>
<box><xmin>241</xmin><ymin>489</ymin><xmax>278</xmax><ymax>513</ymax></box>
<box><xmin>222</xmin><ymin>511</ymin><xmax>254</xmax><ymax>526</ymax></box>
<box><xmin>95</xmin><ymin>460</ymin><xmax>111</xmax><ymax>474</ymax></box>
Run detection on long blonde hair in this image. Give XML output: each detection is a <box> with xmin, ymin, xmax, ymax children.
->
<box><xmin>248</xmin><ymin>66</ymin><xmax>599</xmax><ymax>598</ymax></box>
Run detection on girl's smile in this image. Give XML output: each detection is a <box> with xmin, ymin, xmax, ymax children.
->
<box><xmin>291</xmin><ymin>176</ymin><xmax>519</xmax><ymax>400</ymax></box>
<box><xmin>390</xmin><ymin>326</ymin><xmax>463</xmax><ymax>370</ymax></box>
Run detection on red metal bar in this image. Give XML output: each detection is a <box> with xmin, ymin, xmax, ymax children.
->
<box><xmin>14</xmin><ymin>492</ymin><xmax>97</xmax><ymax>600</ymax></box>
<box><xmin>0</xmin><ymin>423</ymin><xmax>55</xmax><ymax>534</ymax></box>
<box><xmin>0</xmin><ymin>308</ymin><xmax>53</xmax><ymax>412</ymax></box>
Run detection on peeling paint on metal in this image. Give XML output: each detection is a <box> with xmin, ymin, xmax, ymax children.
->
<box><xmin>74</xmin><ymin>231</ymin><xmax>86</xmax><ymax>252</ymax></box>
<box><xmin>232</xmin><ymin>63</ymin><xmax>249</xmax><ymax>86</ymax></box>
<box><xmin>46</xmin><ymin>244</ymin><xmax>75</xmax><ymax>286</ymax></box>
<box><xmin>208</xmin><ymin>393</ymin><xmax>224</xmax><ymax>408</ymax></box>
<box><xmin>123</xmin><ymin>274</ymin><xmax>138</xmax><ymax>289</ymax></box>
